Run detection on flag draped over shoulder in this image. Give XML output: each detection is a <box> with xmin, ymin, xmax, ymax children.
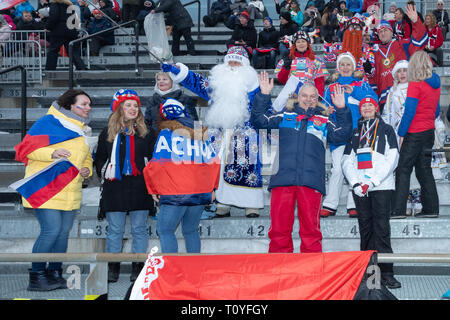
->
<box><xmin>15</xmin><ymin>113</ymin><xmax>82</xmax><ymax>164</ymax></box>
<box><xmin>9</xmin><ymin>158</ymin><xmax>79</xmax><ymax>208</ymax></box>
<box><xmin>0</xmin><ymin>0</ymin><xmax>25</xmax><ymax>10</ymax></box>
<box><xmin>130</xmin><ymin>251</ymin><xmax>376</xmax><ymax>300</ymax></box>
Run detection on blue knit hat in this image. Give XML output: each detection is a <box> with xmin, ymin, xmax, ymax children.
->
<box><xmin>160</xmin><ymin>98</ymin><xmax>188</xmax><ymax>120</ymax></box>
<box><xmin>263</xmin><ymin>16</ymin><xmax>273</xmax><ymax>25</ymax></box>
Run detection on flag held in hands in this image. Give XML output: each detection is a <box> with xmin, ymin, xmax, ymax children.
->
<box><xmin>9</xmin><ymin>158</ymin><xmax>80</xmax><ymax>208</ymax></box>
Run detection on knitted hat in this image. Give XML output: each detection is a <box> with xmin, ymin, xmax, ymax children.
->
<box><xmin>336</xmin><ymin>52</ymin><xmax>356</xmax><ymax>71</ymax></box>
<box><xmin>293</xmin><ymin>30</ymin><xmax>310</xmax><ymax>43</ymax></box>
<box><xmin>280</xmin><ymin>11</ymin><xmax>292</xmax><ymax>22</ymax></box>
<box><xmin>240</xmin><ymin>10</ymin><xmax>250</xmax><ymax>20</ymax></box>
<box><xmin>345</xmin><ymin>15</ymin><xmax>365</xmax><ymax>30</ymax></box>
<box><xmin>160</xmin><ymin>98</ymin><xmax>187</xmax><ymax>120</ymax></box>
<box><xmin>110</xmin><ymin>89</ymin><xmax>141</xmax><ymax>112</ymax></box>
<box><xmin>93</xmin><ymin>9</ymin><xmax>102</xmax><ymax>15</ymax></box>
<box><xmin>392</xmin><ymin>60</ymin><xmax>409</xmax><ymax>79</ymax></box>
<box><xmin>263</xmin><ymin>16</ymin><xmax>273</xmax><ymax>25</ymax></box>
<box><xmin>377</xmin><ymin>20</ymin><xmax>393</xmax><ymax>31</ymax></box>
<box><xmin>359</xmin><ymin>96</ymin><xmax>379</xmax><ymax>113</ymax></box>
<box><xmin>224</xmin><ymin>45</ymin><xmax>250</xmax><ymax>66</ymax></box>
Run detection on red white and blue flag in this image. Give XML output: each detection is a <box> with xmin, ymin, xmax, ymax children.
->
<box><xmin>9</xmin><ymin>158</ymin><xmax>80</xmax><ymax>208</ymax></box>
<box><xmin>15</xmin><ymin>113</ymin><xmax>82</xmax><ymax>164</ymax></box>
<box><xmin>0</xmin><ymin>0</ymin><xmax>25</xmax><ymax>10</ymax></box>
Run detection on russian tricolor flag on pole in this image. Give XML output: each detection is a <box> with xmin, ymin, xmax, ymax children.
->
<box><xmin>9</xmin><ymin>158</ymin><xmax>80</xmax><ymax>208</ymax></box>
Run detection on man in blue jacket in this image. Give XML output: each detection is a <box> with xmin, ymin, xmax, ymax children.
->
<box><xmin>86</xmin><ymin>9</ymin><xmax>115</xmax><ymax>56</ymax></box>
<box><xmin>251</xmin><ymin>72</ymin><xmax>352</xmax><ymax>253</ymax></box>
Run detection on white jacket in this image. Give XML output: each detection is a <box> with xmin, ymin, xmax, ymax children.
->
<box><xmin>342</xmin><ymin>118</ymin><xmax>399</xmax><ymax>192</ymax></box>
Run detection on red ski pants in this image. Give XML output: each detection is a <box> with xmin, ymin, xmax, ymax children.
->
<box><xmin>268</xmin><ymin>186</ymin><xmax>323</xmax><ymax>253</ymax></box>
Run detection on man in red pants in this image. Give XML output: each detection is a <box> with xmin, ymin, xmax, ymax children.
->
<box><xmin>251</xmin><ymin>72</ymin><xmax>353</xmax><ymax>253</ymax></box>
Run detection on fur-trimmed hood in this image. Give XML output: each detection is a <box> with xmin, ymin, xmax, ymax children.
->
<box><xmin>285</xmin><ymin>94</ymin><xmax>330</xmax><ymax>116</ymax></box>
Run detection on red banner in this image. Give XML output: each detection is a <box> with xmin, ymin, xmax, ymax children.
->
<box><xmin>0</xmin><ymin>0</ymin><xmax>24</xmax><ymax>10</ymax></box>
<box><xmin>130</xmin><ymin>250</ymin><xmax>375</xmax><ymax>300</ymax></box>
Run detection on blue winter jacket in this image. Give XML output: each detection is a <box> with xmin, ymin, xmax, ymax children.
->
<box><xmin>251</xmin><ymin>92</ymin><xmax>353</xmax><ymax>195</ymax></box>
<box><xmin>346</xmin><ymin>0</ymin><xmax>362</xmax><ymax>14</ymax></box>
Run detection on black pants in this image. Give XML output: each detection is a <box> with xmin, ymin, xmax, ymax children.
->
<box><xmin>353</xmin><ymin>190</ymin><xmax>394</xmax><ymax>275</ymax></box>
<box><xmin>393</xmin><ymin>129</ymin><xmax>439</xmax><ymax>215</ymax></box>
<box><xmin>45</xmin><ymin>36</ymin><xmax>86</xmax><ymax>70</ymax></box>
<box><xmin>172</xmin><ymin>26</ymin><xmax>195</xmax><ymax>55</ymax></box>
<box><xmin>90</xmin><ymin>36</ymin><xmax>110</xmax><ymax>56</ymax></box>
<box><xmin>122</xmin><ymin>4</ymin><xmax>140</xmax><ymax>23</ymax></box>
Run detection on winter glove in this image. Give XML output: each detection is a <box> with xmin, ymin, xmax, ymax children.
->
<box><xmin>363</xmin><ymin>60</ymin><xmax>373</xmax><ymax>75</ymax></box>
<box><xmin>161</xmin><ymin>63</ymin><xmax>180</xmax><ymax>75</ymax></box>
<box><xmin>353</xmin><ymin>183</ymin><xmax>368</xmax><ymax>197</ymax></box>
<box><xmin>282</xmin><ymin>53</ymin><xmax>292</xmax><ymax>70</ymax></box>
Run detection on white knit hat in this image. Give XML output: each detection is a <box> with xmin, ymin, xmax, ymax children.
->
<box><xmin>336</xmin><ymin>52</ymin><xmax>356</xmax><ymax>72</ymax></box>
<box><xmin>392</xmin><ymin>60</ymin><xmax>409</xmax><ymax>79</ymax></box>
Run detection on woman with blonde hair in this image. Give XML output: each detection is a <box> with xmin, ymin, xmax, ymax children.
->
<box><xmin>94</xmin><ymin>89</ymin><xmax>156</xmax><ymax>283</ymax></box>
<box><xmin>145</xmin><ymin>71</ymin><xmax>198</xmax><ymax>131</ymax></box>
<box><xmin>392</xmin><ymin>51</ymin><xmax>441</xmax><ymax>219</ymax></box>
<box><xmin>424</xmin><ymin>12</ymin><xmax>444</xmax><ymax>66</ymax></box>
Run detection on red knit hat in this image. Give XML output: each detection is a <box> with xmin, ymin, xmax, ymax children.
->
<box><xmin>240</xmin><ymin>10</ymin><xmax>250</xmax><ymax>20</ymax></box>
<box><xmin>110</xmin><ymin>89</ymin><xmax>141</xmax><ymax>112</ymax></box>
<box><xmin>359</xmin><ymin>97</ymin><xmax>379</xmax><ymax>113</ymax></box>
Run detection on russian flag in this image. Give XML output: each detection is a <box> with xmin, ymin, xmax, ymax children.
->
<box><xmin>9</xmin><ymin>159</ymin><xmax>80</xmax><ymax>208</ymax></box>
<box><xmin>357</xmin><ymin>152</ymin><xmax>373</xmax><ymax>170</ymax></box>
<box><xmin>15</xmin><ymin>114</ymin><xmax>82</xmax><ymax>164</ymax></box>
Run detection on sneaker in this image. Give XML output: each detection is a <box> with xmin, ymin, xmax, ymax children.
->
<box><xmin>415</xmin><ymin>212</ymin><xmax>439</xmax><ymax>218</ymax></box>
<box><xmin>215</xmin><ymin>203</ymin><xmax>231</xmax><ymax>216</ymax></box>
<box><xmin>320</xmin><ymin>208</ymin><xmax>336</xmax><ymax>218</ymax></box>
<box><xmin>381</xmin><ymin>275</ymin><xmax>402</xmax><ymax>289</ymax></box>
<box><xmin>200</xmin><ymin>210</ymin><xmax>216</xmax><ymax>220</ymax></box>
<box><xmin>348</xmin><ymin>209</ymin><xmax>358</xmax><ymax>218</ymax></box>
<box><xmin>214</xmin><ymin>212</ymin><xmax>231</xmax><ymax>218</ymax></box>
<box><xmin>390</xmin><ymin>212</ymin><xmax>407</xmax><ymax>219</ymax></box>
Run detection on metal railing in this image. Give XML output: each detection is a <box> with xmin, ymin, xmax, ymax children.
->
<box><xmin>0</xmin><ymin>252</ymin><xmax>449</xmax><ymax>299</ymax></box>
<box><xmin>0</xmin><ymin>39</ymin><xmax>42</xmax><ymax>83</ymax></box>
<box><xmin>68</xmin><ymin>20</ymin><xmax>139</xmax><ymax>89</ymax></box>
<box><xmin>0</xmin><ymin>65</ymin><xmax>27</xmax><ymax>140</ymax></box>
<box><xmin>184</xmin><ymin>0</ymin><xmax>201</xmax><ymax>37</ymax></box>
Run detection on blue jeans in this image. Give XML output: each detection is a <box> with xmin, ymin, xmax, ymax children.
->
<box><xmin>157</xmin><ymin>205</ymin><xmax>204</xmax><ymax>253</ymax></box>
<box><xmin>279</xmin><ymin>43</ymin><xmax>289</xmax><ymax>58</ymax></box>
<box><xmin>31</xmin><ymin>209</ymin><xmax>76</xmax><ymax>272</ymax></box>
<box><xmin>106</xmin><ymin>210</ymin><xmax>149</xmax><ymax>253</ymax></box>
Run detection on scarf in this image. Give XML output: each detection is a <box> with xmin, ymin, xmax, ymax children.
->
<box><xmin>104</xmin><ymin>128</ymin><xmax>140</xmax><ymax>181</ymax></box>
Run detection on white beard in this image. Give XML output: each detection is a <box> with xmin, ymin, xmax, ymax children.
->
<box><xmin>205</xmin><ymin>63</ymin><xmax>259</xmax><ymax>129</ymax></box>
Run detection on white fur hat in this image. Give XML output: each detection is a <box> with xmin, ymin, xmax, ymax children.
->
<box><xmin>392</xmin><ymin>60</ymin><xmax>409</xmax><ymax>78</ymax></box>
<box><xmin>336</xmin><ymin>52</ymin><xmax>356</xmax><ymax>72</ymax></box>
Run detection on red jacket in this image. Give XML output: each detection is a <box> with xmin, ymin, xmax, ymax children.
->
<box><xmin>371</xmin><ymin>18</ymin><xmax>427</xmax><ymax>107</ymax></box>
<box><xmin>276</xmin><ymin>50</ymin><xmax>326</xmax><ymax>97</ymax></box>
<box><xmin>426</xmin><ymin>25</ymin><xmax>444</xmax><ymax>50</ymax></box>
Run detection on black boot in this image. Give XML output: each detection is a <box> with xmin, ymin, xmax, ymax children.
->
<box><xmin>130</xmin><ymin>262</ymin><xmax>145</xmax><ymax>282</ymax></box>
<box><xmin>46</xmin><ymin>269</ymin><xmax>67</xmax><ymax>289</ymax></box>
<box><xmin>27</xmin><ymin>269</ymin><xmax>61</xmax><ymax>292</ymax></box>
<box><xmin>108</xmin><ymin>262</ymin><xmax>120</xmax><ymax>283</ymax></box>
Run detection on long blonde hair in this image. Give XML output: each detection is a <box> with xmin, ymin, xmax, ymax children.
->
<box><xmin>107</xmin><ymin>101</ymin><xmax>148</xmax><ymax>142</ymax></box>
<box><xmin>408</xmin><ymin>50</ymin><xmax>433</xmax><ymax>82</ymax></box>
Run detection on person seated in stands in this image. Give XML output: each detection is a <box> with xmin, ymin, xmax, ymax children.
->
<box><xmin>136</xmin><ymin>0</ymin><xmax>155</xmax><ymax>34</ymax></box>
<box><xmin>274</xmin><ymin>0</ymin><xmax>291</xmax><ymax>15</ymax></box>
<box><xmin>225</xmin><ymin>10</ymin><xmax>257</xmax><ymax>57</ymax></box>
<box><xmin>336</xmin><ymin>1</ymin><xmax>353</xmax><ymax>41</ymax></box>
<box><xmin>15</xmin><ymin>10</ymin><xmax>45</xmax><ymax>52</ymax></box>
<box><xmin>247</xmin><ymin>0</ymin><xmax>265</xmax><ymax>20</ymax></box>
<box><xmin>301</xmin><ymin>3</ymin><xmax>322</xmax><ymax>42</ymax></box>
<box><xmin>144</xmin><ymin>71</ymin><xmax>198</xmax><ymax>131</ymax></box>
<box><xmin>433</xmin><ymin>0</ymin><xmax>449</xmax><ymax>40</ymax></box>
<box><xmin>14</xmin><ymin>0</ymin><xmax>36</xmax><ymax>22</ymax></box>
<box><xmin>252</xmin><ymin>17</ymin><xmax>280</xmax><ymax>69</ymax></box>
<box><xmin>99</xmin><ymin>0</ymin><xmax>120</xmax><ymax>22</ymax></box>
<box><xmin>15</xmin><ymin>10</ymin><xmax>44</xmax><ymax>35</ymax></box>
<box><xmin>203</xmin><ymin>0</ymin><xmax>232</xmax><ymax>27</ymax></box>
<box><xmin>278</xmin><ymin>11</ymin><xmax>299</xmax><ymax>57</ymax></box>
<box><xmin>321</xmin><ymin>4</ymin><xmax>339</xmax><ymax>43</ymax></box>
<box><xmin>288</xmin><ymin>0</ymin><xmax>303</xmax><ymax>27</ymax></box>
<box><xmin>86</xmin><ymin>9</ymin><xmax>115</xmax><ymax>56</ymax></box>
<box><xmin>424</xmin><ymin>12</ymin><xmax>444</xmax><ymax>66</ymax></box>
